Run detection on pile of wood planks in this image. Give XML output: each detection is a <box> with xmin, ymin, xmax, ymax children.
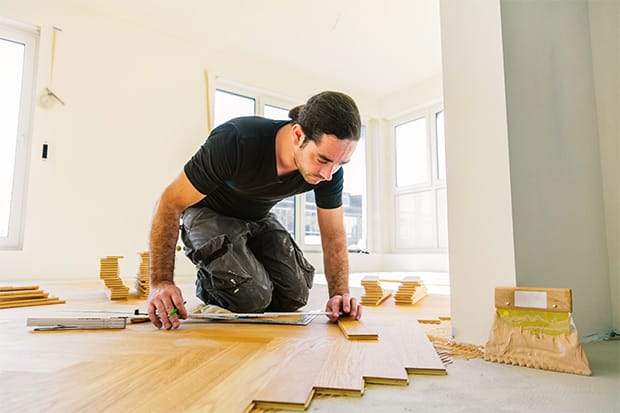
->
<box><xmin>394</xmin><ymin>276</ymin><xmax>428</xmax><ymax>305</ymax></box>
<box><xmin>0</xmin><ymin>285</ymin><xmax>65</xmax><ymax>309</ymax></box>
<box><xmin>360</xmin><ymin>275</ymin><xmax>392</xmax><ymax>306</ymax></box>
<box><xmin>135</xmin><ymin>251</ymin><xmax>149</xmax><ymax>299</ymax></box>
<box><xmin>99</xmin><ymin>256</ymin><xmax>129</xmax><ymax>300</ymax></box>
<box><xmin>360</xmin><ymin>275</ymin><xmax>429</xmax><ymax>306</ymax></box>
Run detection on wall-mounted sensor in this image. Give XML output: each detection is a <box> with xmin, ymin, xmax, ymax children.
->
<box><xmin>42</xmin><ymin>143</ymin><xmax>48</xmax><ymax>159</ymax></box>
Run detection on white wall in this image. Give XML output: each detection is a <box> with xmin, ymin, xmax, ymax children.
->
<box><xmin>378</xmin><ymin>74</ymin><xmax>443</xmax><ymax>119</ymax></box>
<box><xmin>501</xmin><ymin>0</ymin><xmax>613</xmax><ymax>338</ymax></box>
<box><xmin>0</xmin><ymin>0</ymin><xmax>379</xmax><ymax>281</ymax></box>
<box><xmin>588</xmin><ymin>0</ymin><xmax>620</xmax><ymax>334</ymax></box>
<box><xmin>440</xmin><ymin>0</ymin><xmax>517</xmax><ymax>344</ymax></box>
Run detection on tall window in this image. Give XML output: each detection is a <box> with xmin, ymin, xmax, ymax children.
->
<box><xmin>213</xmin><ymin>86</ymin><xmax>367</xmax><ymax>251</ymax></box>
<box><xmin>0</xmin><ymin>22</ymin><xmax>37</xmax><ymax>249</ymax></box>
<box><xmin>265</xmin><ymin>104</ymin><xmax>296</xmax><ymax>237</ymax></box>
<box><xmin>393</xmin><ymin>108</ymin><xmax>447</xmax><ymax>251</ymax></box>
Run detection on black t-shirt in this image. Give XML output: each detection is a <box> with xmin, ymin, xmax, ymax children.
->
<box><xmin>184</xmin><ymin>116</ymin><xmax>343</xmax><ymax>220</ymax></box>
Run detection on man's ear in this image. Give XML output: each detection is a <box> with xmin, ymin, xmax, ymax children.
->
<box><xmin>291</xmin><ymin>124</ymin><xmax>305</xmax><ymax>146</ymax></box>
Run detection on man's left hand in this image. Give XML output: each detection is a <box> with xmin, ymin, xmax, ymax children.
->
<box><xmin>325</xmin><ymin>293</ymin><xmax>363</xmax><ymax>322</ymax></box>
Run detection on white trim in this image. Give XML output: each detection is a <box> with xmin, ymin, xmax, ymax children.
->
<box><xmin>0</xmin><ymin>23</ymin><xmax>38</xmax><ymax>249</ymax></box>
<box><xmin>0</xmin><ymin>16</ymin><xmax>39</xmax><ymax>35</ymax></box>
<box><xmin>214</xmin><ymin>77</ymin><xmax>301</xmax><ymax>111</ymax></box>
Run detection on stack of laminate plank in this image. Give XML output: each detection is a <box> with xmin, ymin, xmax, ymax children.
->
<box><xmin>360</xmin><ymin>275</ymin><xmax>392</xmax><ymax>306</ymax></box>
<box><xmin>394</xmin><ymin>275</ymin><xmax>428</xmax><ymax>305</ymax></box>
<box><xmin>99</xmin><ymin>256</ymin><xmax>129</xmax><ymax>300</ymax></box>
<box><xmin>135</xmin><ymin>251</ymin><xmax>149</xmax><ymax>299</ymax></box>
<box><xmin>0</xmin><ymin>285</ymin><xmax>65</xmax><ymax>309</ymax></box>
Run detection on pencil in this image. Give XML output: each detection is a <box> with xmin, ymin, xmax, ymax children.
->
<box><xmin>168</xmin><ymin>301</ymin><xmax>187</xmax><ymax>317</ymax></box>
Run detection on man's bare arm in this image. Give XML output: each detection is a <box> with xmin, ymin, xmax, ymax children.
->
<box><xmin>317</xmin><ymin>206</ymin><xmax>362</xmax><ymax>321</ymax></box>
<box><xmin>148</xmin><ymin>170</ymin><xmax>205</xmax><ymax>329</ymax></box>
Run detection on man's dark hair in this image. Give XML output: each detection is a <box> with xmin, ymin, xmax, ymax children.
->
<box><xmin>288</xmin><ymin>91</ymin><xmax>361</xmax><ymax>146</ymax></box>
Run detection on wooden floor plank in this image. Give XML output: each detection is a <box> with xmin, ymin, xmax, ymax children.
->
<box><xmin>361</xmin><ymin>335</ymin><xmax>410</xmax><ymax>385</ymax></box>
<box><xmin>313</xmin><ymin>323</ymin><xmax>366</xmax><ymax>396</ymax></box>
<box><xmin>0</xmin><ymin>297</ymin><xmax>65</xmax><ymax>309</ymax></box>
<box><xmin>252</xmin><ymin>335</ymin><xmax>334</xmax><ymax>409</ymax></box>
<box><xmin>383</xmin><ymin>320</ymin><xmax>447</xmax><ymax>375</ymax></box>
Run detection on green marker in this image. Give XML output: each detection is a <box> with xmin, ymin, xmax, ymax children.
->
<box><xmin>168</xmin><ymin>301</ymin><xmax>187</xmax><ymax>317</ymax></box>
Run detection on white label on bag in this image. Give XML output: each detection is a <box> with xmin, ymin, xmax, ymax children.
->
<box><xmin>514</xmin><ymin>291</ymin><xmax>547</xmax><ymax>309</ymax></box>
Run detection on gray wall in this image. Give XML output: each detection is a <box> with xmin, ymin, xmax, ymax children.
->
<box><xmin>588</xmin><ymin>0</ymin><xmax>620</xmax><ymax>334</ymax></box>
<box><xmin>501</xmin><ymin>0</ymin><xmax>613</xmax><ymax>337</ymax></box>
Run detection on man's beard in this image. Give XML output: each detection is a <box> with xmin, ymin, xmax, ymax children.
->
<box><xmin>294</xmin><ymin>149</ymin><xmax>323</xmax><ymax>185</ymax></box>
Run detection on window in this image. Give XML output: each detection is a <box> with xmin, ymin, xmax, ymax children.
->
<box><xmin>213</xmin><ymin>85</ymin><xmax>367</xmax><ymax>251</ymax></box>
<box><xmin>0</xmin><ymin>21</ymin><xmax>37</xmax><ymax>249</ymax></box>
<box><xmin>395</xmin><ymin>117</ymin><xmax>429</xmax><ymax>187</ymax></box>
<box><xmin>393</xmin><ymin>108</ymin><xmax>447</xmax><ymax>251</ymax></box>
<box><xmin>262</xmin><ymin>104</ymin><xmax>297</xmax><ymax>237</ymax></box>
<box><xmin>342</xmin><ymin>127</ymin><xmax>367</xmax><ymax>250</ymax></box>
<box><xmin>213</xmin><ymin>89</ymin><xmax>255</xmax><ymax>128</ymax></box>
<box><xmin>263</xmin><ymin>104</ymin><xmax>289</xmax><ymax>120</ymax></box>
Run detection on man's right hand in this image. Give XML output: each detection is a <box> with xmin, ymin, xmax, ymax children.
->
<box><xmin>147</xmin><ymin>282</ymin><xmax>188</xmax><ymax>329</ymax></box>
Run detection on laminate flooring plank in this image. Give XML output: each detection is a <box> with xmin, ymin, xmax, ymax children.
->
<box><xmin>313</xmin><ymin>323</ymin><xmax>366</xmax><ymax>396</ymax></box>
<box><xmin>0</xmin><ymin>297</ymin><xmax>64</xmax><ymax>309</ymax></box>
<box><xmin>15</xmin><ymin>344</ymin><xmax>262</xmax><ymax>412</ymax></box>
<box><xmin>384</xmin><ymin>319</ymin><xmax>447</xmax><ymax>375</ymax></box>
<box><xmin>252</xmin><ymin>335</ymin><xmax>334</xmax><ymax>410</ymax></box>
<box><xmin>0</xmin><ymin>285</ymin><xmax>39</xmax><ymax>292</ymax></box>
<box><xmin>195</xmin><ymin>336</ymin><xmax>324</xmax><ymax>412</ymax></box>
<box><xmin>361</xmin><ymin>335</ymin><xmax>410</xmax><ymax>385</ymax></box>
<box><xmin>0</xmin><ymin>291</ymin><xmax>47</xmax><ymax>300</ymax></box>
<box><xmin>139</xmin><ymin>344</ymin><xmax>265</xmax><ymax>413</ymax></box>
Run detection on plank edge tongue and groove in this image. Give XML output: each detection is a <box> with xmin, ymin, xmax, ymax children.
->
<box><xmin>484</xmin><ymin>286</ymin><xmax>592</xmax><ymax>376</ymax></box>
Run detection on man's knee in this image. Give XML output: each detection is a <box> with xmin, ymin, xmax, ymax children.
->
<box><xmin>266</xmin><ymin>279</ymin><xmax>310</xmax><ymax>312</ymax></box>
<box><xmin>225</xmin><ymin>283</ymin><xmax>273</xmax><ymax>313</ymax></box>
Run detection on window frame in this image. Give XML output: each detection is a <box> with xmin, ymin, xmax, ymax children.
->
<box><xmin>392</xmin><ymin>104</ymin><xmax>447</xmax><ymax>253</ymax></box>
<box><xmin>0</xmin><ymin>20</ymin><xmax>38</xmax><ymax>249</ymax></box>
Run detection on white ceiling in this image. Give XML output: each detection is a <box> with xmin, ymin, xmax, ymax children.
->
<box><xmin>77</xmin><ymin>0</ymin><xmax>442</xmax><ymax>98</ymax></box>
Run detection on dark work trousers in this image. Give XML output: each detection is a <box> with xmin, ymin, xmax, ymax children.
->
<box><xmin>181</xmin><ymin>206</ymin><xmax>315</xmax><ymax>313</ymax></box>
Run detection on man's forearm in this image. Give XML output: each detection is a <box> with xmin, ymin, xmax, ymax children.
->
<box><xmin>149</xmin><ymin>200</ymin><xmax>182</xmax><ymax>287</ymax></box>
<box><xmin>322</xmin><ymin>235</ymin><xmax>350</xmax><ymax>298</ymax></box>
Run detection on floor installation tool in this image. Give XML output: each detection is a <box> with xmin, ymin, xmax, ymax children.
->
<box><xmin>27</xmin><ymin>317</ymin><xmax>128</xmax><ymax>331</ymax></box>
<box><xmin>58</xmin><ymin>308</ymin><xmax>151</xmax><ymax>323</ymax></box>
<box><xmin>484</xmin><ymin>286</ymin><xmax>591</xmax><ymax>375</ymax></box>
<box><xmin>188</xmin><ymin>305</ymin><xmax>331</xmax><ymax>325</ymax></box>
